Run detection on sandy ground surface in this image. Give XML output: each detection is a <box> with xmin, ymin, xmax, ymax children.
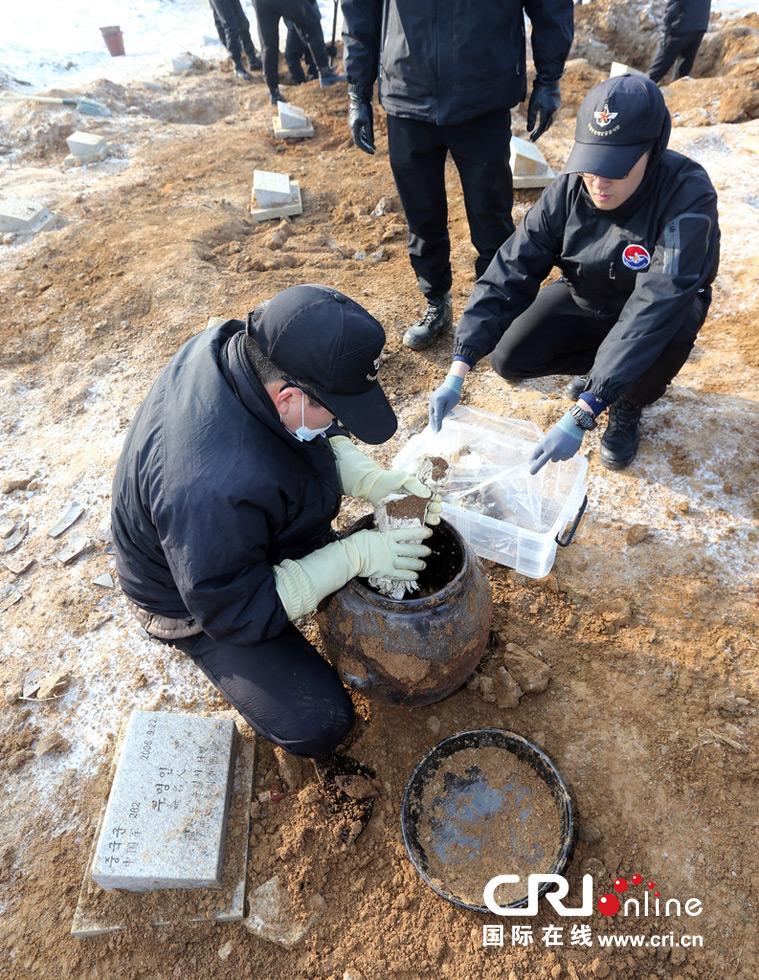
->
<box><xmin>1</xmin><ymin>3</ymin><xmax>759</xmax><ymax>978</ymax></box>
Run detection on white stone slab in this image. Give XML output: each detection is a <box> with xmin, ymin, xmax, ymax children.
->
<box><xmin>90</xmin><ymin>710</ymin><xmax>236</xmax><ymax>892</ymax></box>
<box><xmin>510</xmin><ymin>136</ymin><xmax>551</xmax><ymax>176</ymax></box>
<box><xmin>253</xmin><ymin>170</ymin><xmax>293</xmax><ymax>208</ymax></box>
<box><xmin>278</xmin><ymin>102</ymin><xmax>306</xmax><ymax>127</ymax></box>
<box><xmin>71</xmin><ymin>722</ymin><xmax>256</xmax><ymax>937</ymax></box>
<box><xmin>250</xmin><ymin>180</ymin><xmax>303</xmax><ymax>222</ymax></box>
<box><xmin>0</xmin><ymin>199</ymin><xmax>56</xmax><ymax>235</ymax></box>
<box><xmin>66</xmin><ymin>131</ymin><xmax>107</xmax><ymax>156</ymax></box>
<box><xmin>610</xmin><ymin>61</ymin><xmax>649</xmax><ymax>78</ymax></box>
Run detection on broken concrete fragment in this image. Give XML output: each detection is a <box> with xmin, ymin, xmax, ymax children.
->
<box><xmin>502</xmin><ymin>647</ymin><xmax>551</xmax><ymax>693</ymax></box>
<box><xmin>56</xmin><ymin>534</ymin><xmax>89</xmax><ymax>564</ymax></box>
<box><xmin>1</xmin><ymin>475</ymin><xmax>35</xmax><ymax>493</ymax></box>
<box><xmin>0</xmin><ymin>516</ymin><xmax>14</xmax><ymax>538</ymax></box>
<box><xmin>47</xmin><ymin>502</ymin><xmax>85</xmax><ymax>537</ymax></box>
<box><xmin>0</xmin><ymin>586</ymin><xmax>22</xmax><ymax>613</ymax></box>
<box><xmin>3</xmin><ymin>555</ymin><xmax>35</xmax><ymax>576</ymax></box>
<box><xmin>244</xmin><ymin>876</ymin><xmax>326</xmax><ymax>947</ymax></box>
<box><xmin>92</xmin><ymin>572</ymin><xmax>114</xmax><ymax>588</ymax></box>
<box><xmin>0</xmin><ymin>523</ymin><xmax>28</xmax><ymax>553</ymax></box>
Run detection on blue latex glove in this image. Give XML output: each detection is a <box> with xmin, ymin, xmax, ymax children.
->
<box><xmin>429</xmin><ymin>374</ymin><xmax>464</xmax><ymax>432</ymax></box>
<box><xmin>527</xmin><ymin>77</ymin><xmax>561</xmax><ymax>141</ymax></box>
<box><xmin>529</xmin><ymin>412</ymin><xmax>584</xmax><ymax>475</ymax></box>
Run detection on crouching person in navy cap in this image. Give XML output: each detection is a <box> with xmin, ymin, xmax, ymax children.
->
<box><xmin>112</xmin><ymin>285</ymin><xmax>440</xmax><ymax>836</ymax></box>
<box><xmin>429</xmin><ymin>74</ymin><xmax>720</xmax><ymax>472</ymax></box>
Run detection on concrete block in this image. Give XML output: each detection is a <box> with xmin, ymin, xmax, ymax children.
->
<box><xmin>90</xmin><ymin>710</ymin><xmax>236</xmax><ymax>892</ymax></box>
<box><xmin>253</xmin><ymin>170</ymin><xmax>293</xmax><ymax>208</ymax></box>
<box><xmin>610</xmin><ymin>61</ymin><xmax>649</xmax><ymax>78</ymax></box>
<box><xmin>273</xmin><ymin>102</ymin><xmax>314</xmax><ymax>139</ymax></box>
<box><xmin>510</xmin><ymin>136</ymin><xmax>551</xmax><ymax>176</ymax></box>
<box><xmin>66</xmin><ymin>131</ymin><xmax>107</xmax><ymax>157</ymax></box>
<box><xmin>250</xmin><ymin>180</ymin><xmax>303</xmax><ymax>222</ymax></box>
<box><xmin>0</xmin><ymin>200</ymin><xmax>57</xmax><ymax>235</ymax></box>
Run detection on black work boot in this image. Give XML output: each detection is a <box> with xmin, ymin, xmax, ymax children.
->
<box><xmin>233</xmin><ymin>61</ymin><xmax>254</xmax><ymax>81</ymax></box>
<box><xmin>599</xmin><ymin>397</ymin><xmax>642</xmax><ymax>470</ymax></box>
<box><xmin>244</xmin><ymin>47</ymin><xmax>262</xmax><ymax>71</ymax></box>
<box><xmin>403</xmin><ymin>292</ymin><xmax>453</xmax><ymax>350</ymax></box>
<box><xmin>564</xmin><ymin>374</ymin><xmax>590</xmax><ymax>400</ymax></box>
<box><xmin>318</xmin><ymin>66</ymin><xmax>346</xmax><ymax>88</ymax></box>
<box><xmin>269</xmin><ymin>88</ymin><xmax>287</xmax><ymax>105</ymax></box>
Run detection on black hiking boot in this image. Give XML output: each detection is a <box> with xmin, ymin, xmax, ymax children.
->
<box><xmin>234</xmin><ymin>64</ymin><xmax>254</xmax><ymax>81</ymax></box>
<box><xmin>564</xmin><ymin>374</ymin><xmax>590</xmax><ymax>400</ymax></box>
<box><xmin>313</xmin><ymin>752</ymin><xmax>379</xmax><ymax>844</ymax></box>
<box><xmin>599</xmin><ymin>397</ymin><xmax>642</xmax><ymax>470</ymax></box>
<box><xmin>269</xmin><ymin>88</ymin><xmax>286</xmax><ymax>105</ymax></box>
<box><xmin>402</xmin><ymin>292</ymin><xmax>453</xmax><ymax>350</ymax></box>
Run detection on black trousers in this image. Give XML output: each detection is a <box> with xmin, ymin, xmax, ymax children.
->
<box><xmin>284</xmin><ymin>19</ymin><xmax>318</xmax><ymax>82</ymax></box>
<box><xmin>169</xmin><ymin>623</ymin><xmax>354</xmax><ymax>758</ymax></box>
<box><xmin>209</xmin><ymin>0</ymin><xmax>258</xmax><ymax>64</ymax></box>
<box><xmin>386</xmin><ymin>110</ymin><xmax>515</xmax><ymax>300</ymax></box>
<box><xmin>253</xmin><ymin>0</ymin><xmax>329</xmax><ymax>94</ymax></box>
<box><xmin>488</xmin><ymin>279</ymin><xmax>709</xmax><ymax>407</ymax></box>
<box><xmin>648</xmin><ymin>30</ymin><xmax>706</xmax><ymax>83</ymax></box>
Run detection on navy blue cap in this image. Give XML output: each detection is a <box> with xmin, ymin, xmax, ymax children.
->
<box><xmin>247</xmin><ymin>284</ymin><xmax>397</xmax><ymax>444</ymax></box>
<box><xmin>564</xmin><ymin>74</ymin><xmax>669</xmax><ymax>180</ymax></box>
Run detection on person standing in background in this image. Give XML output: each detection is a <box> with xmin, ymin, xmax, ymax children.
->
<box><xmin>648</xmin><ymin>0</ymin><xmax>712</xmax><ymax>83</ymax></box>
<box><xmin>341</xmin><ymin>0</ymin><xmax>574</xmax><ymax>351</ymax></box>
<box><xmin>208</xmin><ymin>0</ymin><xmax>263</xmax><ymax>80</ymax></box>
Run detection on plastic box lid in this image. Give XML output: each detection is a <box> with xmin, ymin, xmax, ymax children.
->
<box><xmin>392</xmin><ymin>405</ymin><xmax>587</xmax><ymax>579</ymax></box>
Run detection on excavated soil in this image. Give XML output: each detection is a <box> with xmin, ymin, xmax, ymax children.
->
<box><xmin>1</xmin><ymin>3</ymin><xmax>759</xmax><ymax>978</ymax></box>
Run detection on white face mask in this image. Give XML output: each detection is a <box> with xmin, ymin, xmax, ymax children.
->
<box><xmin>291</xmin><ymin>390</ymin><xmax>332</xmax><ymax>442</ymax></box>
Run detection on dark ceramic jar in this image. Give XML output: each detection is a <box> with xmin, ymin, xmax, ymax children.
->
<box><xmin>316</xmin><ymin>517</ymin><xmax>492</xmax><ymax>706</ymax></box>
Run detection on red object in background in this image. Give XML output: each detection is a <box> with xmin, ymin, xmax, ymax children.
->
<box><xmin>100</xmin><ymin>26</ymin><xmax>125</xmax><ymax>57</ymax></box>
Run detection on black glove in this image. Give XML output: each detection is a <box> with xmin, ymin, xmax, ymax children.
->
<box><xmin>526</xmin><ymin>77</ymin><xmax>561</xmax><ymax>142</ymax></box>
<box><xmin>348</xmin><ymin>84</ymin><xmax>375</xmax><ymax>155</ymax></box>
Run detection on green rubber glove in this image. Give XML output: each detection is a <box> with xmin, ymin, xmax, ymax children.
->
<box><xmin>273</xmin><ymin>527</ymin><xmax>432</xmax><ymax>621</ymax></box>
<box><xmin>331</xmin><ymin>436</ymin><xmax>433</xmax><ymax>508</ymax></box>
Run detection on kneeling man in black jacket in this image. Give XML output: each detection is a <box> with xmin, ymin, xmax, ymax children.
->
<box><xmin>112</xmin><ymin>286</ymin><xmax>438</xmax><ymax>780</ymax></box>
<box><xmin>429</xmin><ymin>74</ymin><xmax>720</xmax><ymax>472</ymax></box>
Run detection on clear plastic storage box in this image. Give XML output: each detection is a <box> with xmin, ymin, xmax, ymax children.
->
<box><xmin>392</xmin><ymin>405</ymin><xmax>588</xmax><ymax>579</ymax></box>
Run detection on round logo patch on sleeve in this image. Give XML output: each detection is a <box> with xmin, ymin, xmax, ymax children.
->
<box><xmin>622</xmin><ymin>244</ymin><xmax>651</xmax><ymax>270</ymax></box>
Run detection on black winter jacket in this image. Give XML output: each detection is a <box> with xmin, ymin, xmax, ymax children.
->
<box><xmin>454</xmin><ymin>151</ymin><xmax>720</xmax><ymax>406</ymax></box>
<box><xmin>111</xmin><ymin>323</ymin><xmax>342</xmax><ymax>645</ymax></box>
<box><xmin>341</xmin><ymin>0</ymin><xmax>574</xmax><ymax>126</ymax></box>
<box><xmin>664</xmin><ymin>0</ymin><xmax>711</xmax><ymax>36</ymax></box>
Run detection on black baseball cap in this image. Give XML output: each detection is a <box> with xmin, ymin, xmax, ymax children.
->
<box><xmin>247</xmin><ymin>284</ymin><xmax>397</xmax><ymax>444</ymax></box>
<box><xmin>564</xmin><ymin>74</ymin><xmax>669</xmax><ymax>180</ymax></box>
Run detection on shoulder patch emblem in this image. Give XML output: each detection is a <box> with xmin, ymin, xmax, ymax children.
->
<box><xmin>622</xmin><ymin>243</ymin><xmax>651</xmax><ymax>270</ymax></box>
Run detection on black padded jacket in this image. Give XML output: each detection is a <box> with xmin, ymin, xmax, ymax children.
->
<box><xmin>111</xmin><ymin>322</ymin><xmax>341</xmax><ymax>646</ymax></box>
<box><xmin>341</xmin><ymin>0</ymin><xmax>574</xmax><ymax>126</ymax></box>
<box><xmin>454</xmin><ymin>150</ymin><xmax>720</xmax><ymax>406</ymax></box>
